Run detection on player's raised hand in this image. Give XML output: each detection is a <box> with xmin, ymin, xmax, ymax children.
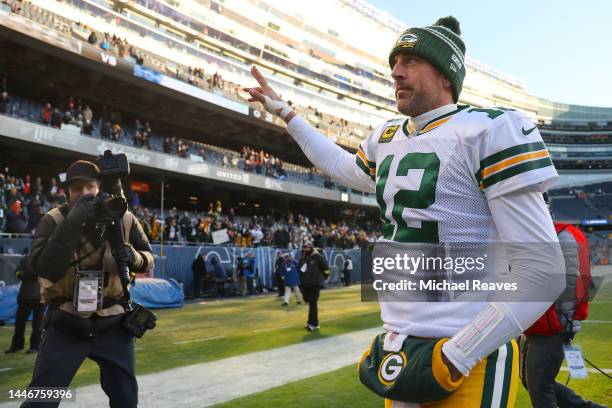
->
<box><xmin>244</xmin><ymin>66</ymin><xmax>295</xmax><ymax>122</ymax></box>
<box><xmin>244</xmin><ymin>66</ymin><xmax>279</xmax><ymax>103</ymax></box>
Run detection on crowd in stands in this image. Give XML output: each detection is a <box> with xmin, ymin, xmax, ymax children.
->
<box><xmin>0</xmin><ymin>167</ymin><xmax>65</xmax><ymax>235</ymax></box>
<box><xmin>0</xmin><ymin>166</ymin><xmax>379</xmax><ymax>249</ymax></box>
<box><xmin>589</xmin><ymin>234</ymin><xmax>611</xmax><ymax>265</ymax></box>
<box><xmin>539</xmin><ymin>122</ymin><xmax>612</xmax><ymax>132</ymax></box>
<box><xmin>1</xmin><ymin>0</ymin><xmax>22</xmax><ymax>13</ymax></box>
<box><xmin>553</xmin><ymin>160</ymin><xmax>611</xmax><ymax>170</ymax></box>
<box><xmin>5</xmin><ymin>0</ymin><xmax>375</xmax><ymax>148</ymax></box>
<box><xmin>542</xmin><ymin>133</ymin><xmax>612</xmax><ymax>144</ymax></box>
<box><xmin>127</xmin><ymin>0</ymin><xmax>394</xmax><ymax>106</ymax></box>
<box><xmin>220</xmin><ymin>146</ymin><xmax>288</xmax><ymax>180</ymax></box>
<box><xmin>1</xmin><ymin>75</ymin><xmax>336</xmax><ymax>187</ymax></box>
<box><xmin>132</xmin><ymin>200</ymin><xmax>379</xmax><ymax>249</ymax></box>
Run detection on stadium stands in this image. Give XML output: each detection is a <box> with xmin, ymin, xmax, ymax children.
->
<box><xmin>1</xmin><ymin>91</ymin><xmax>336</xmax><ymax>189</ymax></box>
<box><xmin>0</xmin><ymin>0</ymin><xmax>610</xmax><ymax>258</ymax></box>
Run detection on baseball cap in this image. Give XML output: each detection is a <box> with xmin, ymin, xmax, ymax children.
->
<box><xmin>65</xmin><ymin>160</ymin><xmax>100</xmax><ymax>185</ymax></box>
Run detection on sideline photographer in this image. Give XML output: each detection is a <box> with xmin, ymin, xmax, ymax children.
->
<box><xmin>23</xmin><ymin>158</ymin><xmax>154</xmax><ymax>407</ymax></box>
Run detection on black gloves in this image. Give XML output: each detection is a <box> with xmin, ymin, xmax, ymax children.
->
<box><xmin>66</xmin><ymin>194</ymin><xmax>97</xmax><ymax>225</ymax></box>
<box><xmin>111</xmin><ymin>243</ymin><xmax>142</xmax><ymax>270</ymax></box>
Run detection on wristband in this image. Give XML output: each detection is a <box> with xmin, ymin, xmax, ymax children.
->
<box><xmin>263</xmin><ymin>95</ymin><xmax>293</xmax><ymax>121</ymax></box>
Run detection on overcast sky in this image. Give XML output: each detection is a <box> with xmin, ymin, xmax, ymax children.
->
<box><xmin>367</xmin><ymin>0</ymin><xmax>612</xmax><ymax>108</ymax></box>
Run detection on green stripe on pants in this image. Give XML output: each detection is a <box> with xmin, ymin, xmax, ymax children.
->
<box><xmin>480</xmin><ymin>349</ymin><xmax>499</xmax><ymax>408</ymax></box>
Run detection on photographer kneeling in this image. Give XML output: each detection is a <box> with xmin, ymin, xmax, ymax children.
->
<box><xmin>24</xmin><ymin>159</ymin><xmax>154</xmax><ymax>408</ymax></box>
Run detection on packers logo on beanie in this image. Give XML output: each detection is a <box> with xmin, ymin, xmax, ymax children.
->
<box><xmin>388</xmin><ymin>16</ymin><xmax>466</xmax><ymax>102</ymax></box>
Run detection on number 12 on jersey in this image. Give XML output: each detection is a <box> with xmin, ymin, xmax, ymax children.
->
<box><xmin>376</xmin><ymin>152</ymin><xmax>440</xmax><ymax>243</ymax></box>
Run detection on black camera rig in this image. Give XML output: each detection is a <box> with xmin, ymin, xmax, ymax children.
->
<box><xmin>93</xmin><ymin>150</ymin><xmax>157</xmax><ymax>338</ymax></box>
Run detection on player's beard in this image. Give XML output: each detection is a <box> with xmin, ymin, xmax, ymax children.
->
<box><xmin>396</xmin><ymin>87</ymin><xmax>440</xmax><ymax>118</ymax></box>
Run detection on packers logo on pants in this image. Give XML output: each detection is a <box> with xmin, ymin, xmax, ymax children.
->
<box><xmin>378</xmin><ymin>352</ymin><xmax>407</xmax><ymax>386</ymax></box>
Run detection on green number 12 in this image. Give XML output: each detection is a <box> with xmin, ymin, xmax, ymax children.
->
<box><xmin>375</xmin><ymin>152</ymin><xmax>440</xmax><ymax>243</ymax></box>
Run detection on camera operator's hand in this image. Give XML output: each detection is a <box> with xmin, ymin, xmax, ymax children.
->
<box><xmin>66</xmin><ymin>194</ymin><xmax>97</xmax><ymax>225</ymax></box>
<box><xmin>112</xmin><ymin>243</ymin><xmax>141</xmax><ymax>270</ymax></box>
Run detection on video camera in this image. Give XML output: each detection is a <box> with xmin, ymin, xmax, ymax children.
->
<box><xmin>93</xmin><ymin>149</ymin><xmax>130</xmax><ymax>221</ymax></box>
<box><xmin>90</xmin><ymin>150</ymin><xmax>157</xmax><ymax>337</ymax></box>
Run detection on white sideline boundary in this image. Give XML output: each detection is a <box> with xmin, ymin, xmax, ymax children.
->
<box><xmin>0</xmin><ymin>327</ymin><xmax>380</xmax><ymax>408</ymax></box>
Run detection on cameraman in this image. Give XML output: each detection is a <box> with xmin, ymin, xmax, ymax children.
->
<box><xmin>24</xmin><ymin>160</ymin><xmax>153</xmax><ymax>408</ymax></box>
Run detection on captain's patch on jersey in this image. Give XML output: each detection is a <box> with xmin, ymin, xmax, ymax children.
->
<box><xmin>379</xmin><ymin>125</ymin><xmax>399</xmax><ymax>143</ymax></box>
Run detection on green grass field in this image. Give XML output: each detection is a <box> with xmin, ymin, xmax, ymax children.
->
<box><xmin>214</xmin><ymin>301</ymin><xmax>612</xmax><ymax>407</ymax></box>
<box><xmin>1</xmin><ymin>281</ymin><xmax>610</xmax><ymax>406</ymax></box>
<box><xmin>0</xmin><ymin>286</ymin><xmax>380</xmax><ymax>401</ymax></box>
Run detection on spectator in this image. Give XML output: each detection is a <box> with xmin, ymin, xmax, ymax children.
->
<box><xmin>87</xmin><ymin>31</ymin><xmax>97</xmax><ymax>45</ymax></box>
<box><xmin>280</xmin><ymin>253</ymin><xmax>302</xmax><ymax>306</ymax></box>
<box><xmin>163</xmin><ymin>137</ymin><xmax>173</xmax><ymax>154</ymax></box>
<box><xmin>235</xmin><ymin>256</ymin><xmax>247</xmax><ymax>296</ymax></box>
<box><xmin>26</xmin><ymin>203</ymin><xmax>44</xmax><ymax>234</ymax></box>
<box><xmin>80</xmin><ymin>105</ymin><xmax>94</xmax><ymax>134</ymax></box>
<box><xmin>142</xmin><ymin>122</ymin><xmax>151</xmax><ymax>149</ymax></box>
<box><xmin>179</xmin><ymin>212</ymin><xmax>191</xmax><ymax>238</ymax></box>
<box><xmin>323</xmin><ymin>176</ymin><xmax>334</xmax><ymax>189</ymax></box>
<box><xmin>134</xmin><ymin>119</ymin><xmax>143</xmax><ymax>147</ymax></box>
<box><xmin>50</xmin><ymin>108</ymin><xmax>62</xmax><ymax>128</ymax></box>
<box><xmin>62</xmin><ymin>111</ymin><xmax>74</xmax><ymax>126</ymax></box>
<box><xmin>100</xmin><ymin>33</ymin><xmax>110</xmax><ymax>50</ymax></box>
<box><xmin>244</xmin><ymin>251</ymin><xmax>257</xmax><ymax>294</ymax></box>
<box><xmin>191</xmin><ymin>254</ymin><xmax>207</xmax><ymax>298</ymax></box>
<box><xmin>298</xmin><ymin>241</ymin><xmax>330</xmax><ymax>331</ymax></box>
<box><xmin>4</xmin><ymin>255</ymin><xmax>42</xmax><ymax>354</ymax></box>
<box><xmin>112</xmin><ymin>123</ymin><xmax>122</xmax><ymax>141</ymax></box>
<box><xmin>41</xmin><ymin>103</ymin><xmax>52</xmax><ymax>125</ymax></box>
<box><xmin>211</xmin><ymin>257</ymin><xmax>226</xmax><ymax>297</ymax></box>
<box><xmin>31</xmin><ymin>176</ymin><xmax>44</xmax><ymax>197</ymax></box>
<box><xmin>54</xmin><ymin>188</ymin><xmax>67</xmax><ymax>206</ymax></box>
<box><xmin>66</xmin><ymin>96</ymin><xmax>76</xmax><ymax>117</ymax></box>
<box><xmin>342</xmin><ymin>255</ymin><xmax>353</xmax><ymax>286</ymax></box>
<box><xmin>274</xmin><ymin>251</ymin><xmax>285</xmax><ymax>297</ymax></box>
<box><xmin>149</xmin><ymin>213</ymin><xmax>161</xmax><ymax>241</ymax></box>
<box><xmin>47</xmin><ymin>177</ymin><xmax>59</xmax><ymax>198</ymax></box>
<box><xmin>5</xmin><ymin>200</ymin><xmax>28</xmax><ymax>234</ymax></box>
<box><xmin>273</xmin><ymin>226</ymin><xmax>290</xmax><ymax>248</ymax></box>
<box><xmin>0</xmin><ymin>91</ymin><xmax>10</xmax><ymax>114</ymax></box>
<box><xmin>164</xmin><ymin>218</ymin><xmax>178</xmax><ymax>241</ymax></box>
<box><xmin>250</xmin><ymin>224</ymin><xmax>263</xmax><ymax>247</ymax></box>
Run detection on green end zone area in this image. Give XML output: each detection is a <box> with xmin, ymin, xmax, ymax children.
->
<box><xmin>0</xmin><ymin>286</ymin><xmax>380</xmax><ymax>401</ymax></box>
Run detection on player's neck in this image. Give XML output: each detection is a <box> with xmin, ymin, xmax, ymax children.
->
<box><xmin>410</xmin><ymin>103</ymin><xmax>457</xmax><ymax>132</ymax></box>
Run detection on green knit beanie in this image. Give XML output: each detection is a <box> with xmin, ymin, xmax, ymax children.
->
<box><xmin>388</xmin><ymin>16</ymin><xmax>466</xmax><ymax>102</ymax></box>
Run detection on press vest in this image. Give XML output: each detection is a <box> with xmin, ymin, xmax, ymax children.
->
<box><xmin>38</xmin><ymin>207</ymin><xmax>133</xmax><ymax>318</ymax></box>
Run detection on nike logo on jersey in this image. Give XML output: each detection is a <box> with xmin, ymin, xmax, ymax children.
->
<box><xmin>521</xmin><ymin>126</ymin><xmax>537</xmax><ymax>135</ymax></box>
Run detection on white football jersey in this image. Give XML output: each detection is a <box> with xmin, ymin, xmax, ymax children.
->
<box><xmin>353</xmin><ymin>105</ymin><xmax>558</xmax><ymax>337</ymax></box>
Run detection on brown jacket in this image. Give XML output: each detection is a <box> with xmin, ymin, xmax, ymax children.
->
<box><xmin>30</xmin><ymin>204</ymin><xmax>154</xmax><ymax>317</ymax></box>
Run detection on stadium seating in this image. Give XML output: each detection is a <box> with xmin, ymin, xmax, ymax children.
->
<box><xmin>1</xmin><ymin>93</ymin><xmax>333</xmax><ymax>189</ymax></box>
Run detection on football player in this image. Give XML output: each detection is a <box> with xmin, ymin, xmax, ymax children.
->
<box><xmin>245</xmin><ymin>16</ymin><xmax>565</xmax><ymax>408</ymax></box>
